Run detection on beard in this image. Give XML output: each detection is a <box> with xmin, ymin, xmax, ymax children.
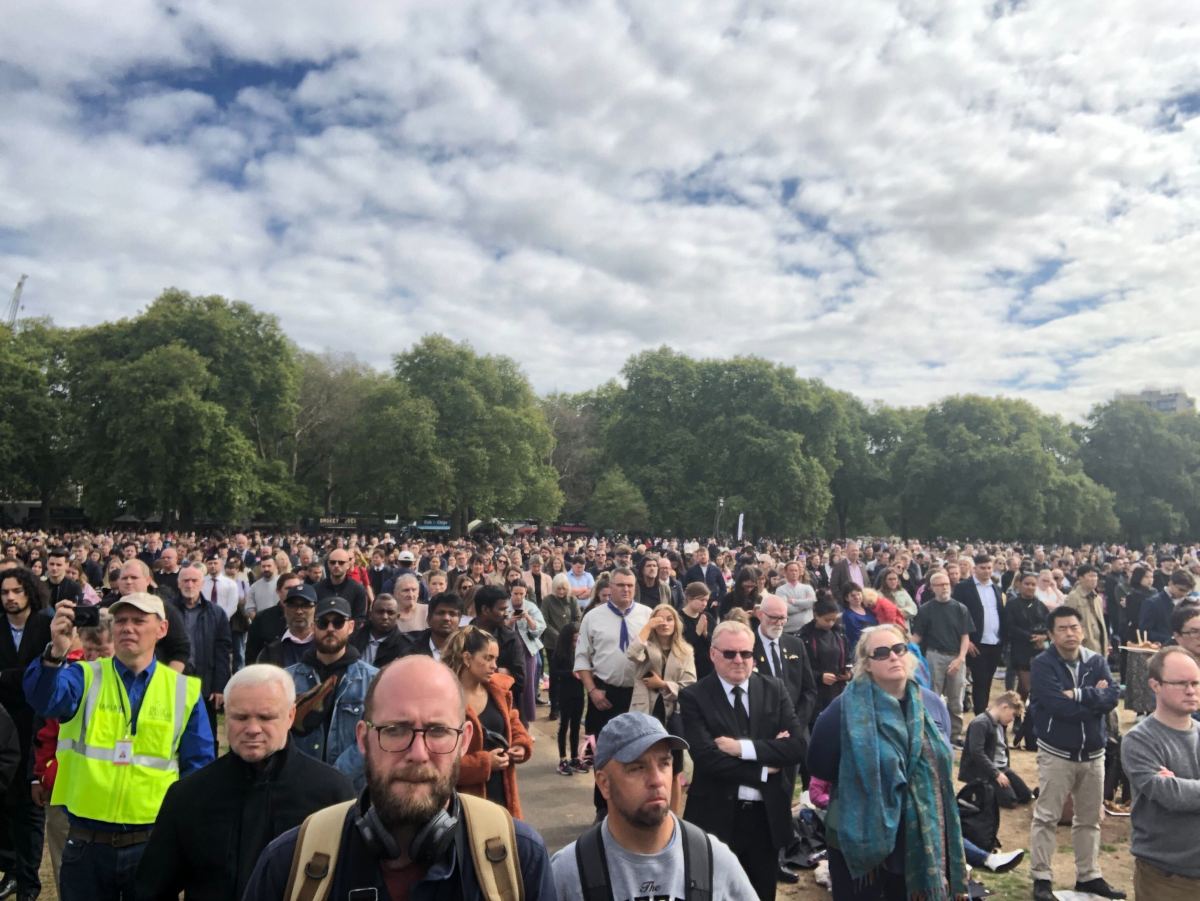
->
<box><xmin>367</xmin><ymin>757</ymin><xmax>459</xmax><ymax>830</ymax></box>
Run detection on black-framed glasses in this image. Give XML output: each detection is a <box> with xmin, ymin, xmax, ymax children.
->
<box><xmin>716</xmin><ymin>649</ymin><xmax>755</xmax><ymax>660</ymax></box>
<box><xmin>1177</xmin><ymin>629</ymin><xmax>1200</xmax><ymax>638</ymax></box>
<box><xmin>867</xmin><ymin>643</ymin><xmax>909</xmax><ymax>661</ymax></box>
<box><xmin>316</xmin><ymin>614</ymin><xmax>348</xmax><ymax>630</ymax></box>
<box><xmin>761</xmin><ymin>613</ymin><xmax>788</xmax><ymax>624</ymax></box>
<box><xmin>365</xmin><ymin>720</ymin><xmax>465</xmax><ymax>754</ymax></box>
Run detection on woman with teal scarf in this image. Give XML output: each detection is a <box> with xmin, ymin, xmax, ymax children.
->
<box><xmin>809</xmin><ymin>624</ymin><xmax>969</xmax><ymax>900</ymax></box>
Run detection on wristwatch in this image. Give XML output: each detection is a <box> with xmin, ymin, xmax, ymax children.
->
<box><xmin>41</xmin><ymin>642</ymin><xmax>67</xmax><ymax>667</ymax></box>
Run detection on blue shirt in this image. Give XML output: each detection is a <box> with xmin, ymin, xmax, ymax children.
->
<box><xmin>23</xmin><ymin>654</ymin><xmax>216</xmax><ymax>830</ymax></box>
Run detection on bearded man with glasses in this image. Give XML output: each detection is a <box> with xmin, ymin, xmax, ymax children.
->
<box><xmin>678</xmin><ymin>619</ymin><xmax>806</xmax><ymax>900</ymax></box>
<box><xmin>287</xmin><ymin>596</ymin><xmax>378</xmax><ymax>766</ymax></box>
<box><xmin>243</xmin><ymin>655</ymin><xmax>556</xmax><ymax>900</ymax></box>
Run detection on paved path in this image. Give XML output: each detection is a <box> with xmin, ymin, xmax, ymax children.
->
<box><xmin>518</xmin><ymin>714</ymin><xmax>597</xmax><ymax>854</ymax></box>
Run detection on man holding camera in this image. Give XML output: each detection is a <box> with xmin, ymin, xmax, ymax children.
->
<box><xmin>22</xmin><ymin>593</ymin><xmax>215</xmax><ymax>901</ymax></box>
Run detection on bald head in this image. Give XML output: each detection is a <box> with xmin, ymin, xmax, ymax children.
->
<box><xmin>366</xmin><ymin>655</ymin><xmax>466</xmax><ymax>722</ymax></box>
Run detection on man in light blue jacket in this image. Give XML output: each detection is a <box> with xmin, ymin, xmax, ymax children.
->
<box><xmin>287</xmin><ymin>596</ymin><xmax>378</xmax><ymax>765</ymax></box>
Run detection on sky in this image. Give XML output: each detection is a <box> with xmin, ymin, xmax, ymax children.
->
<box><xmin>2</xmin><ymin>0</ymin><xmax>1198</xmax><ymax>419</ymax></box>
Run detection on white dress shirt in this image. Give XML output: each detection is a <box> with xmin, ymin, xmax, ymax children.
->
<box><xmin>573</xmin><ymin>601</ymin><xmax>652</xmax><ymax>687</ymax></box>
<box><xmin>976</xmin><ymin>578</ymin><xmax>1001</xmax><ymax>645</ymax></box>
<box><xmin>202</xmin><ymin>574</ymin><xmax>241</xmax><ymax>620</ymax></box>
<box><xmin>715</xmin><ymin>675</ymin><xmax>769</xmax><ymax>800</ymax></box>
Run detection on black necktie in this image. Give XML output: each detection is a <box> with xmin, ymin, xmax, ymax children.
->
<box><xmin>770</xmin><ymin>641</ymin><xmax>783</xmax><ymax>679</ymax></box>
<box><xmin>731</xmin><ymin>685</ymin><xmax>750</xmax><ymax>736</ymax></box>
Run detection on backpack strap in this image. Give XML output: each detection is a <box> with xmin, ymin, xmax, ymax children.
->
<box><xmin>679</xmin><ymin>819</ymin><xmax>713</xmax><ymax>901</ymax></box>
<box><xmin>284</xmin><ymin>800</ymin><xmax>356</xmax><ymax>901</ymax></box>
<box><xmin>457</xmin><ymin>793</ymin><xmax>525</xmax><ymax>901</ymax></box>
<box><xmin>573</xmin><ymin>821</ymin><xmax>613</xmax><ymax>901</ymax></box>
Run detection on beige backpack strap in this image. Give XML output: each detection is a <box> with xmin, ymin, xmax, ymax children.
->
<box><xmin>458</xmin><ymin>794</ymin><xmax>524</xmax><ymax>901</ymax></box>
<box><xmin>283</xmin><ymin>800</ymin><xmax>356</xmax><ymax>901</ymax></box>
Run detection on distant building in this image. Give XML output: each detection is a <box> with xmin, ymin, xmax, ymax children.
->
<box><xmin>1117</xmin><ymin>387</ymin><xmax>1196</xmax><ymax>414</ymax></box>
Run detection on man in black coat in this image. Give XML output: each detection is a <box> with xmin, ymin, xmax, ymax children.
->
<box><xmin>952</xmin><ymin>554</ymin><xmax>1007</xmax><ymax>714</ymax></box>
<box><xmin>136</xmin><ymin>664</ymin><xmax>355</xmax><ymax>901</ymax></box>
<box><xmin>683</xmin><ymin>545</ymin><xmax>726</xmax><ymax>603</ymax></box>
<box><xmin>316</xmin><ymin>548</ymin><xmax>368</xmax><ymax>624</ymax></box>
<box><xmin>396</xmin><ymin>592</ymin><xmax>464</xmax><ymax>664</ymax></box>
<box><xmin>174</xmin><ymin>563</ymin><xmax>233</xmax><ymax>739</ymax></box>
<box><xmin>752</xmin><ymin>595</ymin><xmax>818</xmax><ymax>729</ymax></box>
<box><xmin>348</xmin><ymin>593</ymin><xmax>408</xmax><ymax>667</ymax></box>
<box><xmin>680</xmin><ymin>620</ymin><xmax>807</xmax><ymax>901</ymax></box>
<box><xmin>470</xmin><ymin>587</ymin><xmax>526</xmax><ymax>704</ymax></box>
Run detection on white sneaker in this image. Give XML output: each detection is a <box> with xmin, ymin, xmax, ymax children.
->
<box><xmin>984</xmin><ymin>848</ymin><xmax>1025</xmax><ymax>873</ymax></box>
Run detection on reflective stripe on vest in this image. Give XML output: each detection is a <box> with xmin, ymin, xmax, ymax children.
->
<box><xmin>51</xmin><ymin>657</ymin><xmax>201</xmax><ymax>822</ymax></box>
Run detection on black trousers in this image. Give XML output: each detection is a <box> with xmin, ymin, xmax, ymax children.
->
<box><xmin>996</xmin><ymin>767</ymin><xmax>1034</xmax><ymax>807</ymax></box>
<box><xmin>587</xmin><ymin>681</ymin><xmax>633</xmax><ymax>814</ymax></box>
<box><xmin>968</xmin><ymin>643</ymin><xmax>1002</xmax><ymax>714</ymax></box>
<box><xmin>728</xmin><ymin>800</ymin><xmax>779</xmax><ymax>901</ymax></box>
<box><xmin>0</xmin><ymin>771</ymin><xmax>46</xmax><ymax>894</ymax></box>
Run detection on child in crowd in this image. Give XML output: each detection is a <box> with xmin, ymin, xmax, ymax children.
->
<box><xmin>552</xmin><ymin>622</ymin><xmax>588</xmax><ymax>777</ymax></box>
<box><xmin>959</xmin><ymin>691</ymin><xmax>1034</xmax><ymax>807</ymax></box>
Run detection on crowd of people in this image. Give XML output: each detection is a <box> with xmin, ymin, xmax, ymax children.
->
<box><xmin>1</xmin><ymin>527</ymin><xmax>1199</xmax><ymax>900</ymax></box>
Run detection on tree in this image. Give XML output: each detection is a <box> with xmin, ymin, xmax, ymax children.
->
<box><xmin>893</xmin><ymin>395</ymin><xmax>1117</xmax><ymax>541</ymax></box>
<box><xmin>1079</xmin><ymin>400</ymin><xmax>1199</xmax><ymax>543</ymax></box>
<box><xmin>587</xmin><ymin>467</ymin><xmax>650</xmax><ymax>533</ymax></box>
<box><xmin>394</xmin><ymin>335</ymin><xmax>563</xmax><ymax>534</ymax></box>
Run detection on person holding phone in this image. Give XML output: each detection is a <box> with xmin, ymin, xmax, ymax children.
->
<box><xmin>448</xmin><ymin>626</ymin><xmax>534</xmax><ymax>818</ymax></box>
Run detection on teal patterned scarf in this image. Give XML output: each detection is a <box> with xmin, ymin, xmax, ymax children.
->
<box><xmin>836</xmin><ymin>678</ymin><xmax>968</xmax><ymax>900</ymax></box>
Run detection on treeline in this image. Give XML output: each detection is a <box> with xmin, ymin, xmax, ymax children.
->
<box><xmin>1</xmin><ymin>289</ymin><xmax>1196</xmax><ymax>543</ymax></box>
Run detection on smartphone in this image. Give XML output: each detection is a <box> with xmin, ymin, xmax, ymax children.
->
<box><xmin>73</xmin><ymin>605</ymin><xmax>100</xmax><ymax>628</ymax></box>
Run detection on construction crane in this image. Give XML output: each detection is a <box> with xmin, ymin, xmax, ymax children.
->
<box><xmin>5</xmin><ymin>274</ymin><xmax>27</xmax><ymax>327</ymax></box>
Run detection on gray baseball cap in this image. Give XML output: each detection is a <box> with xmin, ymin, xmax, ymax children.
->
<box><xmin>594</xmin><ymin>712</ymin><xmax>688</xmax><ymax>771</ymax></box>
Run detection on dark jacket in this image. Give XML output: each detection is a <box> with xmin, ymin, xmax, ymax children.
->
<box><xmin>171</xmin><ymin>596</ymin><xmax>232</xmax><ymax>697</ymax></box>
<box><xmin>752</xmin><ymin>630</ymin><xmax>818</xmax><ymax>730</ymax></box>
<box><xmin>316</xmin><ymin>578</ymin><xmax>368</xmax><ymax>623</ymax></box>
<box><xmin>683</xmin><ymin>563</ymin><xmax>726</xmax><ymax>601</ymax></box>
<box><xmin>0</xmin><ymin>608</ymin><xmax>53</xmax><ymax>769</ymax></box>
<box><xmin>829</xmin><ymin>558</ymin><xmax>869</xmax><ymax>605</ymax></box>
<box><xmin>680</xmin><ymin>671</ymin><xmax>806</xmax><ymax>848</ymax></box>
<box><xmin>1029</xmin><ymin>645</ymin><xmax>1118</xmax><ymax>761</ymax></box>
<box><xmin>478</xmin><ymin>623</ymin><xmax>526</xmax><ymax>706</ymax></box>
<box><xmin>797</xmin><ymin>620</ymin><xmax>850</xmax><ymax>711</ymax></box>
<box><xmin>136</xmin><ymin>741</ymin><xmax>355</xmax><ymax>901</ymax></box>
<box><xmin>0</xmin><ymin>703</ymin><xmax>19</xmax><ymax>796</ymax></box>
<box><xmin>1005</xmin><ymin>595</ymin><xmax>1049</xmax><ymax>668</ymax></box>
<box><xmin>348</xmin><ymin>626</ymin><xmax>410</xmax><ymax>669</ymax></box>
<box><xmin>241</xmin><ymin>793</ymin><xmax>556</xmax><ymax>901</ymax></box>
<box><xmin>245</xmin><ymin>603</ymin><xmax>286</xmax><ymax>666</ymax></box>
<box><xmin>959</xmin><ymin>711</ymin><xmax>1005</xmax><ymax>784</ymax></box>
<box><xmin>258</xmin><ymin>635</ymin><xmax>313</xmax><ymax>669</ymax></box>
<box><xmin>952</xmin><ymin>578</ymin><xmax>1007</xmax><ymax>645</ymax></box>
<box><xmin>1138</xmin><ymin>588</ymin><xmax>1176</xmax><ymax>645</ymax></box>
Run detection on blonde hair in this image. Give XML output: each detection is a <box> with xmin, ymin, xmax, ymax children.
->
<box><xmin>851</xmin><ymin>624</ymin><xmax>917</xmax><ymax>681</ymax></box>
<box><xmin>649</xmin><ymin>604</ymin><xmax>693</xmax><ymax>661</ymax></box>
<box><xmin>993</xmin><ymin>690</ymin><xmax>1025</xmax><ymax>717</ymax></box>
<box><xmin>551</xmin><ymin>572</ymin><xmax>572</xmax><ymax>595</ymax></box>
<box><xmin>443</xmin><ymin>625</ymin><xmax>497</xmax><ymax>679</ymax></box>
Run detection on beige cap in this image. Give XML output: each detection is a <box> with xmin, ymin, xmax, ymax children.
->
<box><xmin>109</xmin><ymin>592</ymin><xmax>166</xmax><ymax>619</ymax></box>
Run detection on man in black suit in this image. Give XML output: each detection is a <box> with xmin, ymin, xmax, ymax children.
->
<box><xmin>680</xmin><ymin>620</ymin><xmax>807</xmax><ymax>900</ymax></box>
<box><xmin>0</xmin><ymin>566</ymin><xmax>51</xmax><ymax>900</ymax></box>
<box><xmin>828</xmin><ymin>542</ymin><xmax>869</xmax><ymax>607</ymax></box>
<box><xmin>753</xmin><ymin>594</ymin><xmax>818</xmax><ymax>883</ymax></box>
<box><xmin>683</xmin><ymin>545</ymin><xmax>726</xmax><ymax>604</ymax></box>
<box><xmin>952</xmin><ymin>553</ymin><xmax>1007</xmax><ymax>714</ymax></box>
<box><xmin>349</xmin><ymin>593</ymin><xmax>407</xmax><ymax>667</ymax></box>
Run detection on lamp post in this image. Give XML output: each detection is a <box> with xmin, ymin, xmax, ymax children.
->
<box><xmin>714</xmin><ymin>497</ymin><xmax>725</xmax><ymax>539</ymax></box>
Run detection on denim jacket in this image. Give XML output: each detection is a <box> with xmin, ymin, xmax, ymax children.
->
<box><xmin>287</xmin><ymin>659</ymin><xmax>378</xmax><ymax>765</ymax></box>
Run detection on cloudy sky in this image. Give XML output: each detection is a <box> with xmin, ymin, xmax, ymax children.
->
<box><xmin>2</xmin><ymin>0</ymin><xmax>1198</xmax><ymax>418</ymax></box>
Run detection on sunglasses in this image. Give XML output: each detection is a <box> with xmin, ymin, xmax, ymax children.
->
<box><xmin>316</xmin><ymin>614</ymin><xmax>348</xmax><ymax>630</ymax></box>
<box><xmin>867</xmin><ymin>643</ymin><xmax>909</xmax><ymax>661</ymax></box>
<box><xmin>715</xmin><ymin>649</ymin><xmax>755</xmax><ymax>660</ymax></box>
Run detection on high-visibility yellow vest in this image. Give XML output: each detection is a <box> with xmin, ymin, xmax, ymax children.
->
<box><xmin>51</xmin><ymin>657</ymin><xmax>202</xmax><ymax>824</ymax></box>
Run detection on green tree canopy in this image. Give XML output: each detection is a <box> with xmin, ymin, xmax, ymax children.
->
<box><xmin>587</xmin><ymin>466</ymin><xmax>651</xmax><ymax>533</ymax></box>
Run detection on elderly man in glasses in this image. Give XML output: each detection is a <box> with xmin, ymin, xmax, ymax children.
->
<box><xmin>678</xmin><ymin>620</ymin><xmax>806</xmax><ymax>900</ymax></box>
<box><xmin>287</xmin><ymin>596</ymin><xmax>379</xmax><ymax>765</ymax></box>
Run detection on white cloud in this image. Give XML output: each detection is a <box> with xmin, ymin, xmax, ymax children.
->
<box><xmin>1</xmin><ymin>0</ymin><xmax>1198</xmax><ymax>420</ymax></box>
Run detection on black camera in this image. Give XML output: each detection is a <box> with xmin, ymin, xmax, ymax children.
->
<box><xmin>73</xmin><ymin>605</ymin><xmax>100</xmax><ymax>629</ymax></box>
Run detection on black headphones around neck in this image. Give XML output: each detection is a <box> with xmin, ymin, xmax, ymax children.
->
<box><xmin>353</xmin><ymin>791</ymin><xmax>461</xmax><ymax>865</ymax></box>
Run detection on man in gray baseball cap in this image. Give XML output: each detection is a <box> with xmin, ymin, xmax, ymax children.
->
<box><xmin>550</xmin><ymin>712</ymin><xmax>756</xmax><ymax>900</ymax></box>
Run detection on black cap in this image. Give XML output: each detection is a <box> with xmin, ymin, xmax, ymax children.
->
<box><xmin>315</xmin><ymin>596</ymin><xmax>352</xmax><ymax>619</ymax></box>
<box><xmin>284</xmin><ymin>583</ymin><xmax>318</xmax><ymax>606</ymax></box>
<box><xmin>204</xmin><ymin>548</ymin><xmax>223</xmax><ymax>561</ymax></box>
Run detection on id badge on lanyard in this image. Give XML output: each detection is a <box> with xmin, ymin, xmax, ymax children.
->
<box><xmin>114</xmin><ymin>736</ymin><xmax>134</xmax><ymax>766</ymax></box>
